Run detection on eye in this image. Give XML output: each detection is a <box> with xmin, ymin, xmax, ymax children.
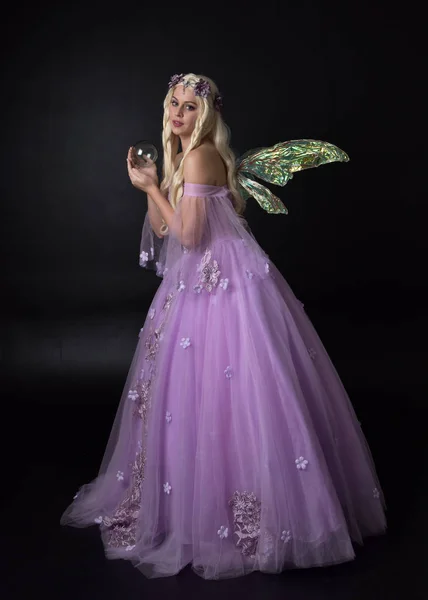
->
<box><xmin>171</xmin><ymin>99</ymin><xmax>178</xmax><ymax>106</ymax></box>
<box><xmin>186</xmin><ymin>105</ymin><xmax>195</xmax><ymax>111</ymax></box>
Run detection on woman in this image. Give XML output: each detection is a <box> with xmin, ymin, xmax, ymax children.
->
<box><xmin>61</xmin><ymin>73</ymin><xmax>386</xmax><ymax>580</ymax></box>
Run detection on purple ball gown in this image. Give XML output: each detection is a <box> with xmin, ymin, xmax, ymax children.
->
<box><xmin>61</xmin><ymin>183</ymin><xmax>386</xmax><ymax>579</ymax></box>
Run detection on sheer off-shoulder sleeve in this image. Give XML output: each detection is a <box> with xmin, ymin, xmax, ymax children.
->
<box><xmin>139</xmin><ymin>184</ymin><xmax>210</xmax><ymax>276</ymax></box>
<box><xmin>139</xmin><ymin>211</ymin><xmax>165</xmax><ymax>274</ymax></box>
<box><xmin>139</xmin><ymin>183</ymin><xmax>215</xmax><ymax>276</ymax></box>
<box><xmin>140</xmin><ymin>183</ymin><xmax>260</xmax><ymax>280</ymax></box>
<box><xmin>169</xmin><ymin>183</ymin><xmax>213</xmax><ymax>249</ymax></box>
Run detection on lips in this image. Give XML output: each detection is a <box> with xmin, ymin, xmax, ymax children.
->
<box><xmin>172</xmin><ymin>120</ymin><xmax>183</xmax><ymax>127</ymax></box>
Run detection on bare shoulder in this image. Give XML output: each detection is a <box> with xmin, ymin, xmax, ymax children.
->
<box><xmin>183</xmin><ymin>144</ymin><xmax>226</xmax><ymax>185</ymax></box>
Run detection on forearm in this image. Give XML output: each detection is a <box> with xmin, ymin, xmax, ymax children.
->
<box><xmin>147</xmin><ymin>193</ymin><xmax>165</xmax><ymax>238</ymax></box>
<box><xmin>146</xmin><ymin>184</ymin><xmax>202</xmax><ymax>247</ymax></box>
<box><xmin>147</xmin><ymin>184</ymin><xmax>180</xmax><ymax>240</ymax></box>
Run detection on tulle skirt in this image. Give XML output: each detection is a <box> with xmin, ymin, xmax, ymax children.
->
<box><xmin>61</xmin><ymin>233</ymin><xmax>386</xmax><ymax>579</ymax></box>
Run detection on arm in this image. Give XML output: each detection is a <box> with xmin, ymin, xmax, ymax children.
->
<box><xmin>146</xmin><ymin>151</ymin><xmax>183</xmax><ymax>238</ymax></box>
<box><xmin>148</xmin><ymin>149</ymin><xmax>214</xmax><ymax>247</ymax></box>
<box><xmin>130</xmin><ymin>148</ymin><xmax>212</xmax><ymax>247</ymax></box>
<box><xmin>145</xmin><ymin>184</ymin><xmax>178</xmax><ymax>237</ymax></box>
<box><xmin>147</xmin><ymin>194</ymin><xmax>165</xmax><ymax>239</ymax></box>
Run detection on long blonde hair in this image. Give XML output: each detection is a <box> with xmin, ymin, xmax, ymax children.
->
<box><xmin>160</xmin><ymin>73</ymin><xmax>246</xmax><ymax>215</ymax></box>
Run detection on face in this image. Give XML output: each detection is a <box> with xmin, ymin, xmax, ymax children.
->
<box><xmin>168</xmin><ymin>85</ymin><xmax>199</xmax><ymax>137</ymax></box>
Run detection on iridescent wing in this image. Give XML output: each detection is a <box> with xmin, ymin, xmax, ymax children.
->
<box><xmin>236</xmin><ymin>139</ymin><xmax>349</xmax><ymax>214</ymax></box>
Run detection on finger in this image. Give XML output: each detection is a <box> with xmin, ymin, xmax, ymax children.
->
<box><xmin>126</xmin><ymin>157</ymin><xmax>134</xmax><ymax>178</ymax></box>
<box><xmin>127</xmin><ymin>147</ymin><xmax>136</xmax><ymax>168</ymax></box>
<box><xmin>128</xmin><ymin>147</ymin><xmax>138</xmax><ymax>165</ymax></box>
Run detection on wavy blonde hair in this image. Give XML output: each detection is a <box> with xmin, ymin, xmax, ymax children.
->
<box><xmin>160</xmin><ymin>73</ymin><xmax>246</xmax><ymax>215</ymax></box>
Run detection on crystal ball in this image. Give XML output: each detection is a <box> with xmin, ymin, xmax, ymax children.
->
<box><xmin>132</xmin><ymin>141</ymin><xmax>158</xmax><ymax>167</ymax></box>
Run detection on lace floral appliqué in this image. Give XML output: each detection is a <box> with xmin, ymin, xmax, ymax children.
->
<box><xmin>130</xmin><ymin>380</ymin><xmax>151</xmax><ymax>420</ymax></box>
<box><xmin>180</xmin><ymin>337</ymin><xmax>191</xmax><ymax>349</ymax></box>
<box><xmin>101</xmin><ymin>450</ymin><xmax>146</xmax><ymax>548</ymax></box>
<box><xmin>163</xmin><ymin>293</ymin><xmax>174</xmax><ymax>311</ymax></box>
<box><xmin>101</xmin><ymin>289</ymin><xmax>176</xmax><ymax>551</ymax></box>
<box><xmin>281</xmin><ymin>529</ymin><xmax>292</xmax><ymax>543</ymax></box>
<box><xmin>295</xmin><ymin>456</ymin><xmax>309</xmax><ymax>470</ymax></box>
<box><xmin>139</xmin><ymin>251</ymin><xmax>149</xmax><ymax>266</ymax></box>
<box><xmin>229</xmin><ymin>490</ymin><xmax>261</xmax><ymax>557</ymax></box>
<box><xmin>197</xmin><ymin>248</ymin><xmax>221</xmax><ymax>292</ymax></box>
<box><xmin>217</xmin><ymin>525</ymin><xmax>229</xmax><ymax>539</ymax></box>
<box><xmin>145</xmin><ymin>328</ymin><xmax>163</xmax><ymax>362</ymax></box>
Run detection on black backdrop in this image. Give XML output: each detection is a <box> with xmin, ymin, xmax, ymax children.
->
<box><xmin>1</xmin><ymin>1</ymin><xmax>427</xmax><ymax>597</ymax></box>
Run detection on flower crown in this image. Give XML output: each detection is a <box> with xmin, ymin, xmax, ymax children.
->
<box><xmin>168</xmin><ymin>74</ymin><xmax>223</xmax><ymax>111</ymax></box>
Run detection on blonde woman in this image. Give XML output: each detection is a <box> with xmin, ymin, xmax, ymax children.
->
<box><xmin>61</xmin><ymin>73</ymin><xmax>386</xmax><ymax>580</ymax></box>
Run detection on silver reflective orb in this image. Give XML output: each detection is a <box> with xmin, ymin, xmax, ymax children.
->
<box><xmin>132</xmin><ymin>141</ymin><xmax>158</xmax><ymax>167</ymax></box>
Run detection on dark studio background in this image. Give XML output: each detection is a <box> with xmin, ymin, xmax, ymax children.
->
<box><xmin>1</xmin><ymin>1</ymin><xmax>427</xmax><ymax>598</ymax></box>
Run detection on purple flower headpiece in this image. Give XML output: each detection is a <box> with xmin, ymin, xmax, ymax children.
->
<box><xmin>168</xmin><ymin>74</ymin><xmax>223</xmax><ymax>111</ymax></box>
<box><xmin>168</xmin><ymin>73</ymin><xmax>185</xmax><ymax>88</ymax></box>
<box><xmin>214</xmin><ymin>93</ymin><xmax>223</xmax><ymax>111</ymax></box>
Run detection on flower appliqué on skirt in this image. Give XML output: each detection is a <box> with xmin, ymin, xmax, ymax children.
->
<box><xmin>197</xmin><ymin>248</ymin><xmax>221</xmax><ymax>292</ymax></box>
<box><xmin>100</xmin><ymin>290</ymin><xmax>176</xmax><ymax>551</ymax></box>
<box><xmin>131</xmin><ymin>380</ymin><xmax>151</xmax><ymax>421</ymax></box>
<box><xmin>229</xmin><ymin>490</ymin><xmax>261</xmax><ymax>558</ymax></box>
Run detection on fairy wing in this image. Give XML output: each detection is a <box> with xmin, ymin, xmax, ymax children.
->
<box><xmin>236</xmin><ymin>139</ymin><xmax>350</xmax><ymax>214</ymax></box>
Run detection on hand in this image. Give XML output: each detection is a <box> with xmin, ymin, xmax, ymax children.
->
<box><xmin>126</xmin><ymin>147</ymin><xmax>159</xmax><ymax>193</ymax></box>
